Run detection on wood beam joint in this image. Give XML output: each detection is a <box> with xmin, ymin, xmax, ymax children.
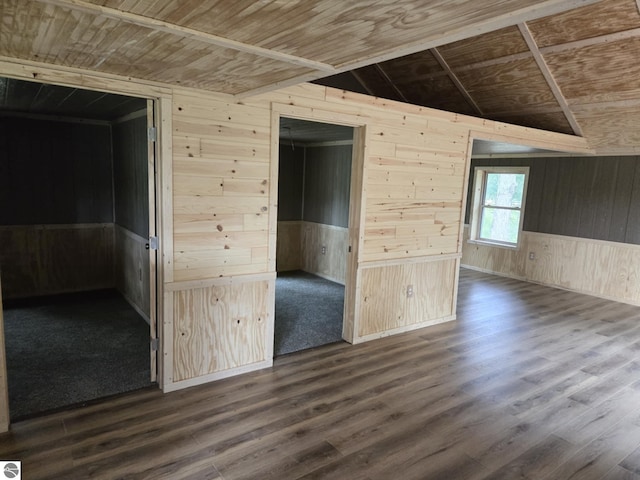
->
<box><xmin>35</xmin><ymin>0</ymin><xmax>337</xmax><ymax>74</ymax></box>
<box><xmin>518</xmin><ymin>23</ymin><xmax>584</xmax><ymax>137</ymax></box>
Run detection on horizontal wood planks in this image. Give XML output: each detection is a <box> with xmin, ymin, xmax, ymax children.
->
<box><xmin>461</xmin><ymin>227</ymin><xmax>640</xmax><ymax>306</ymax></box>
<box><xmin>0</xmin><ymin>224</ymin><xmax>115</xmax><ymax>299</ymax></box>
<box><xmin>166</xmin><ymin>81</ymin><xmax>590</xmax><ymax>388</ymax></box>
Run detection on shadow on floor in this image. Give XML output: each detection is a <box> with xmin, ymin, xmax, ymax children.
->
<box><xmin>275</xmin><ymin>270</ymin><xmax>345</xmax><ymax>356</ymax></box>
<box><xmin>3</xmin><ymin>289</ymin><xmax>152</xmax><ymax>421</ymax></box>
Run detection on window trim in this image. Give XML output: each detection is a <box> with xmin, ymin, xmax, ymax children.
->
<box><xmin>469</xmin><ymin>166</ymin><xmax>529</xmax><ymax>248</ymax></box>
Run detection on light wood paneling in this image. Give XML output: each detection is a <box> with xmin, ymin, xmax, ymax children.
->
<box><xmin>358</xmin><ymin>258</ymin><xmax>457</xmax><ymax>339</ymax></box>
<box><xmin>301</xmin><ymin>222</ymin><xmax>348</xmax><ymax>285</ymax></box>
<box><xmin>0</xmin><ymin>224</ymin><xmax>114</xmax><ymax>299</ymax></box>
<box><xmin>115</xmin><ymin>225</ymin><xmax>150</xmax><ymax>321</ymax></box>
<box><xmin>172</xmin><ymin>91</ymin><xmax>271</xmax><ymax>282</ymax></box>
<box><xmin>276</xmin><ymin>221</ymin><xmax>302</xmax><ymax>272</ymax></box>
<box><xmin>172</xmin><ymin>279</ymin><xmax>270</xmax><ymax>382</ymax></box>
<box><xmin>462</xmin><ymin>226</ymin><xmax>640</xmax><ymax>306</ymax></box>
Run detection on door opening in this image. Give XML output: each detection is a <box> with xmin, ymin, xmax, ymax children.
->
<box><xmin>0</xmin><ymin>77</ymin><xmax>158</xmax><ymax>421</ymax></box>
<box><xmin>274</xmin><ymin>117</ymin><xmax>354</xmax><ymax>356</ymax></box>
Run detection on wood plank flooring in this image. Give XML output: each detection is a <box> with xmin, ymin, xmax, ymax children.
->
<box><xmin>2</xmin><ymin>268</ymin><xmax>640</xmax><ymax>479</ymax></box>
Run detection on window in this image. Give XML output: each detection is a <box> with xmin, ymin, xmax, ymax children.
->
<box><xmin>470</xmin><ymin>167</ymin><xmax>529</xmax><ymax>247</ymax></box>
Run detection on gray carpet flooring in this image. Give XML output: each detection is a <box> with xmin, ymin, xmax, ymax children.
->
<box><xmin>275</xmin><ymin>270</ymin><xmax>345</xmax><ymax>356</ymax></box>
<box><xmin>3</xmin><ymin>290</ymin><xmax>151</xmax><ymax>421</ymax></box>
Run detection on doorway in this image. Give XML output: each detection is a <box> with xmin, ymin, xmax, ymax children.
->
<box><xmin>274</xmin><ymin>117</ymin><xmax>354</xmax><ymax>355</ymax></box>
<box><xmin>0</xmin><ymin>77</ymin><xmax>158</xmax><ymax>420</ymax></box>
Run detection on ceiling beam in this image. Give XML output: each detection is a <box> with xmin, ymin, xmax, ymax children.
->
<box><xmin>430</xmin><ymin>48</ymin><xmax>484</xmax><ymax>116</ymax></box>
<box><xmin>332</xmin><ymin>0</ymin><xmax>602</xmax><ymax>71</ymax></box>
<box><xmin>349</xmin><ymin>70</ymin><xmax>376</xmax><ymax>97</ymax></box>
<box><xmin>240</xmin><ymin>0</ymin><xmax>602</xmax><ymax>97</ymax></box>
<box><xmin>374</xmin><ymin>65</ymin><xmax>409</xmax><ymax>103</ymax></box>
<box><xmin>518</xmin><ymin>23</ymin><xmax>583</xmax><ymax>136</ymax></box>
<box><xmin>35</xmin><ymin>0</ymin><xmax>337</xmax><ymax>74</ymax></box>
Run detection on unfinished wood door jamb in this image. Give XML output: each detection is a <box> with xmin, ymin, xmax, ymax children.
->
<box><xmin>270</xmin><ymin>104</ymin><xmax>368</xmax><ymax>346</ymax></box>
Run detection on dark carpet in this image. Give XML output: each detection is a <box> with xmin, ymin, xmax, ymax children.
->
<box><xmin>3</xmin><ymin>290</ymin><xmax>151</xmax><ymax>421</ymax></box>
<box><xmin>275</xmin><ymin>270</ymin><xmax>345</xmax><ymax>356</ymax></box>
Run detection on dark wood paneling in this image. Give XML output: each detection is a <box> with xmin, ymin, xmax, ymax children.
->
<box><xmin>303</xmin><ymin>145</ymin><xmax>352</xmax><ymax>228</ymax></box>
<box><xmin>521</xmin><ymin>158</ymin><xmax>546</xmax><ymax>232</ymax></box>
<box><xmin>277</xmin><ymin>145</ymin><xmax>304</xmax><ymax>221</ymax></box>
<box><xmin>112</xmin><ymin>116</ymin><xmax>149</xmax><ymax>237</ymax></box>
<box><xmin>625</xmin><ymin>161</ymin><xmax>640</xmax><ymax>244</ymax></box>
<box><xmin>0</xmin><ymin>117</ymin><xmax>113</xmax><ymax>225</ymax></box>
<box><xmin>609</xmin><ymin>157</ymin><xmax>636</xmax><ymax>243</ymax></box>
<box><xmin>467</xmin><ymin>155</ymin><xmax>640</xmax><ymax>245</ymax></box>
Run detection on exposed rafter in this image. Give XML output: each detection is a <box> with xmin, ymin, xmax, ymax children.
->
<box><xmin>36</xmin><ymin>0</ymin><xmax>337</xmax><ymax>73</ymax></box>
<box><xmin>374</xmin><ymin>65</ymin><xmax>409</xmax><ymax>103</ymax></box>
<box><xmin>518</xmin><ymin>23</ymin><xmax>583</xmax><ymax>136</ymax></box>
<box><xmin>430</xmin><ymin>47</ymin><xmax>484</xmax><ymax>117</ymax></box>
<box><xmin>350</xmin><ymin>70</ymin><xmax>375</xmax><ymax>97</ymax></box>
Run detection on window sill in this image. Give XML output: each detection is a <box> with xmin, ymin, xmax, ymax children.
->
<box><xmin>467</xmin><ymin>239</ymin><xmax>519</xmax><ymax>250</ymax></box>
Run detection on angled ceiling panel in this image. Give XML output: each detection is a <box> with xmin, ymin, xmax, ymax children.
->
<box><xmin>436</xmin><ymin>26</ymin><xmax>530</xmax><ymax>67</ymax></box>
<box><xmin>491</xmin><ymin>111</ymin><xmax>575</xmax><ymax>135</ymax></box>
<box><xmin>573</xmin><ymin>105</ymin><xmax>640</xmax><ymax>152</ymax></box>
<box><xmin>544</xmin><ymin>36</ymin><xmax>640</xmax><ymax>105</ymax></box>
<box><xmin>527</xmin><ymin>0</ymin><xmax>640</xmax><ymax>47</ymax></box>
<box><xmin>453</xmin><ymin>58</ymin><xmax>559</xmax><ymax>115</ymax></box>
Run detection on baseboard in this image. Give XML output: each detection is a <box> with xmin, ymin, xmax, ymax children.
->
<box><xmin>163</xmin><ymin>359</ymin><xmax>273</xmax><ymax>393</ymax></box>
<box><xmin>353</xmin><ymin>314</ymin><xmax>456</xmax><ymax>344</ymax></box>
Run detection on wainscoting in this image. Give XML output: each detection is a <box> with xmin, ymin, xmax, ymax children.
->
<box><xmin>461</xmin><ymin>225</ymin><xmax>640</xmax><ymax>306</ymax></box>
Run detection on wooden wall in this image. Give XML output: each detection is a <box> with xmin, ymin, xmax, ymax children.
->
<box><xmin>164</xmin><ymin>81</ymin><xmax>589</xmax><ymax>390</ymax></box>
<box><xmin>303</xmin><ymin>144</ymin><xmax>352</xmax><ymax>228</ymax></box>
<box><xmin>277</xmin><ymin>145</ymin><xmax>304</xmax><ymax>221</ymax></box>
<box><xmin>0</xmin><ymin>57</ymin><xmax>590</xmax><ymax>393</ymax></box>
<box><xmin>0</xmin><ymin>117</ymin><xmax>113</xmax><ymax>225</ymax></box>
<box><xmin>112</xmin><ymin>114</ymin><xmax>149</xmax><ymax>237</ymax></box>
<box><xmin>0</xmin><ymin>224</ymin><xmax>114</xmax><ymax>299</ymax></box>
<box><xmin>462</xmin><ymin>154</ymin><xmax>640</xmax><ymax>305</ymax></box>
<box><xmin>112</xmin><ymin>114</ymin><xmax>150</xmax><ymax>319</ymax></box>
<box><xmin>465</xmin><ymin>156</ymin><xmax>640</xmax><ymax>244</ymax></box>
<box><xmin>276</xmin><ymin>143</ymin><xmax>351</xmax><ymax>282</ymax></box>
<box><xmin>0</xmin><ymin>116</ymin><xmax>115</xmax><ymax>298</ymax></box>
<box><xmin>461</xmin><ymin>227</ymin><xmax>640</xmax><ymax>306</ymax></box>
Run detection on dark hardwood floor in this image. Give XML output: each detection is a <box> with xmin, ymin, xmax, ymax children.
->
<box><xmin>2</xmin><ymin>268</ymin><xmax>640</xmax><ymax>479</ymax></box>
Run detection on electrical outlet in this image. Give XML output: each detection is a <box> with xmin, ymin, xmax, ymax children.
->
<box><xmin>407</xmin><ymin>285</ymin><xmax>414</xmax><ymax>298</ymax></box>
<box><xmin>529</xmin><ymin>252</ymin><xmax>535</xmax><ymax>260</ymax></box>
<box><xmin>321</xmin><ymin>245</ymin><xmax>326</xmax><ymax>255</ymax></box>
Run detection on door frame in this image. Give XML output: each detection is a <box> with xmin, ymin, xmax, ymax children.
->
<box><xmin>270</xmin><ymin>105</ymin><xmax>368</xmax><ymax>345</ymax></box>
<box><xmin>0</xmin><ymin>61</ymin><xmax>171</xmax><ymax>429</ymax></box>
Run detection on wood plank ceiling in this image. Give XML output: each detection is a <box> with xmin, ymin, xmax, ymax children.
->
<box><xmin>1</xmin><ymin>0</ymin><xmax>639</xmax><ymax>153</ymax></box>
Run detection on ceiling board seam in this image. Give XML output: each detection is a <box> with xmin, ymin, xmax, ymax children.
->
<box><xmin>571</xmin><ymin>98</ymin><xmax>640</xmax><ymax>112</ymax></box>
<box><xmin>539</xmin><ymin>27</ymin><xmax>640</xmax><ymax>55</ymax></box>
<box><xmin>518</xmin><ymin>23</ymin><xmax>583</xmax><ymax>137</ymax></box>
<box><xmin>35</xmin><ymin>0</ymin><xmax>336</xmax><ymax>74</ymax></box>
<box><xmin>329</xmin><ymin>0</ymin><xmax>602</xmax><ymax>72</ymax></box>
<box><xmin>430</xmin><ymin>47</ymin><xmax>483</xmax><ymax>117</ymax></box>
<box><xmin>374</xmin><ymin>64</ymin><xmax>409</xmax><ymax>103</ymax></box>
<box><xmin>350</xmin><ymin>71</ymin><xmax>376</xmax><ymax>97</ymax></box>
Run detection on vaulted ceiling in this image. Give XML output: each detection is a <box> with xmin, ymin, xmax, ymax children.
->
<box><xmin>316</xmin><ymin>0</ymin><xmax>640</xmax><ymax>155</ymax></box>
<box><xmin>1</xmin><ymin>0</ymin><xmax>638</xmax><ymax>154</ymax></box>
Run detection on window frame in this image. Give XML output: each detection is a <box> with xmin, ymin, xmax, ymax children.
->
<box><xmin>469</xmin><ymin>166</ymin><xmax>529</xmax><ymax>248</ymax></box>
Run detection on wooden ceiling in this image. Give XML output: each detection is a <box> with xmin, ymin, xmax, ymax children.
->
<box><xmin>1</xmin><ymin>0</ymin><xmax>639</xmax><ymax>153</ymax></box>
<box><xmin>316</xmin><ymin>0</ymin><xmax>640</xmax><ymax>154</ymax></box>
